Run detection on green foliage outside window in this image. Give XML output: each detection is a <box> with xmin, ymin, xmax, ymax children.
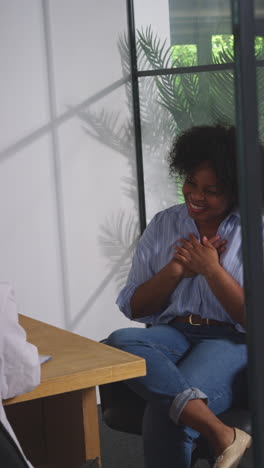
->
<box><xmin>171</xmin><ymin>35</ymin><xmax>264</xmax><ymax>67</ymax></box>
<box><xmin>212</xmin><ymin>34</ymin><xmax>264</xmax><ymax>56</ymax></box>
<box><xmin>171</xmin><ymin>44</ymin><xmax>197</xmax><ymax>67</ymax></box>
<box><xmin>212</xmin><ymin>34</ymin><xmax>234</xmax><ymax>56</ymax></box>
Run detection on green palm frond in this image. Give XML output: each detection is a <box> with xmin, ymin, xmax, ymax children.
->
<box><xmin>137</xmin><ymin>27</ymin><xmax>215</xmax><ymax>131</ymax></box>
<box><xmin>137</xmin><ymin>26</ymin><xmax>173</xmax><ymax>70</ymax></box>
<box><xmin>137</xmin><ymin>28</ymin><xmax>177</xmax><ymax>108</ymax></box>
<box><xmin>209</xmin><ymin>70</ymin><xmax>234</xmax><ymax>124</ymax></box>
<box><xmin>214</xmin><ymin>47</ymin><xmax>234</xmax><ymax>65</ymax></box>
<box><xmin>210</xmin><ymin>47</ymin><xmax>235</xmax><ymax>124</ymax></box>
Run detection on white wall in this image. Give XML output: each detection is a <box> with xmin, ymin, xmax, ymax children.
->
<box><xmin>0</xmin><ymin>0</ymin><xmax>143</xmax><ymax>340</ymax></box>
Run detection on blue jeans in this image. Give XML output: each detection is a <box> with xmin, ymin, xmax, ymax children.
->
<box><xmin>106</xmin><ymin>323</ymin><xmax>248</xmax><ymax>468</ymax></box>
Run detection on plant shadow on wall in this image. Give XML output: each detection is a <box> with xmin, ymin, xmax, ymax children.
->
<box><xmin>74</xmin><ymin>26</ymin><xmax>264</xmax><ymax>295</ymax></box>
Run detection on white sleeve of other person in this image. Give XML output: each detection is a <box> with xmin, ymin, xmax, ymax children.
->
<box><xmin>0</xmin><ymin>282</ymin><xmax>40</xmax><ymax>466</ymax></box>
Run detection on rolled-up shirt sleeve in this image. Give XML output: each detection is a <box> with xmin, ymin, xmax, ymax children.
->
<box><xmin>0</xmin><ymin>283</ymin><xmax>40</xmax><ymax>400</ymax></box>
<box><xmin>116</xmin><ymin>215</ymin><xmax>157</xmax><ymax>322</ymax></box>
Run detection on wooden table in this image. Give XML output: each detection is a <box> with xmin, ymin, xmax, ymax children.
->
<box><xmin>4</xmin><ymin>315</ymin><xmax>146</xmax><ymax>468</ymax></box>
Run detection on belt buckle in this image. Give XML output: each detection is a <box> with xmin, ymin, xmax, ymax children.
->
<box><xmin>189</xmin><ymin>314</ymin><xmax>200</xmax><ymax>326</ymax></box>
<box><xmin>188</xmin><ymin>314</ymin><xmax>209</xmax><ymax>326</ymax></box>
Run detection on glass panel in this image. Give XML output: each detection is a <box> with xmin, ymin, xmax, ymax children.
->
<box><xmin>255</xmin><ymin>0</ymin><xmax>264</xmax><ymax>22</ymax></box>
<box><xmin>257</xmin><ymin>66</ymin><xmax>264</xmax><ymax>140</ymax></box>
<box><xmin>134</xmin><ymin>0</ymin><xmax>234</xmax><ymax>70</ymax></box>
<box><xmin>139</xmin><ymin>70</ymin><xmax>235</xmax><ymax>221</ymax></box>
<box><xmin>138</xmin><ymin>76</ymin><xmax>177</xmax><ymax>221</ymax></box>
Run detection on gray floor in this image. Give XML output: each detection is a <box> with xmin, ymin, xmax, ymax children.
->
<box><xmin>99</xmin><ymin>406</ymin><xmax>144</xmax><ymax>468</ymax></box>
<box><xmin>99</xmin><ymin>406</ymin><xmax>208</xmax><ymax>468</ymax></box>
<box><xmin>99</xmin><ymin>406</ymin><xmax>253</xmax><ymax>468</ymax></box>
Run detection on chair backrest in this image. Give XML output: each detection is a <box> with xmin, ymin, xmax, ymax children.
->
<box><xmin>99</xmin><ymin>380</ymin><xmax>145</xmax><ymax>434</ymax></box>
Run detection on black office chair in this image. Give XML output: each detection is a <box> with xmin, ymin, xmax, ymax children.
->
<box><xmin>99</xmin><ymin>380</ymin><xmax>253</xmax><ymax>467</ymax></box>
<box><xmin>0</xmin><ymin>420</ymin><xmax>30</xmax><ymax>468</ymax></box>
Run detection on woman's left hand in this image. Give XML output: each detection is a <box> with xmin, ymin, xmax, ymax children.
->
<box><xmin>173</xmin><ymin>234</ymin><xmax>220</xmax><ymax>276</ymax></box>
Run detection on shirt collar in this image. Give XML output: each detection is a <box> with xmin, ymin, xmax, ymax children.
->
<box><xmin>179</xmin><ymin>203</ymin><xmax>240</xmax><ymax>222</ymax></box>
<box><xmin>179</xmin><ymin>203</ymin><xmax>240</xmax><ymax>235</ymax></box>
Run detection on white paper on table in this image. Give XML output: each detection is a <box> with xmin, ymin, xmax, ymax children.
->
<box><xmin>39</xmin><ymin>355</ymin><xmax>52</xmax><ymax>364</ymax></box>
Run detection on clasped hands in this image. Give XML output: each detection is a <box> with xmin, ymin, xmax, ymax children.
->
<box><xmin>172</xmin><ymin>234</ymin><xmax>227</xmax><ymax>278</ymax></box>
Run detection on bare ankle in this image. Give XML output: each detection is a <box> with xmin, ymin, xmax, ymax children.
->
<box><xmin>211</xmin><ymin>425</ymin><xmax>235</xmax><ymax>457</ymax></box>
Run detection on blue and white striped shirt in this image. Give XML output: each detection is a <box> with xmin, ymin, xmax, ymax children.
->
<box><xmin>116</xmin><ymin>204</ymin><xmax>245</xmax><ymax>331</ymax></box>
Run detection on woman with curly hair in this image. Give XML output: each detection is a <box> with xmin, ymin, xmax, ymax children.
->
<box><xmin>107</xmin><ymin>125</ymin><xmax>254</xmax><ymax>468</ymax></box>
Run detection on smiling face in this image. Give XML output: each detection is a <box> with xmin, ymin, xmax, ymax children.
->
<box><xmin>182</xmin><ymin>161</ymin><xmax>233</xmax><ymax>231</ymax></box>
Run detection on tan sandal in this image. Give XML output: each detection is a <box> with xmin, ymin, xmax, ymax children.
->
<box><xmin>213</xmin><ymin>427</ymin><xmax>252</xmax><ymax>468</ymax></box>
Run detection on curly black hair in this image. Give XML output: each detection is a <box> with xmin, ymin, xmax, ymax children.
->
<box><xmin>168</xmin><ymin>124</ymin><xmax>238</xmax><ymax>203</ymax></box>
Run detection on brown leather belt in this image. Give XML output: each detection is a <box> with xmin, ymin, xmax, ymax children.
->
<box><xmin>170</xmin><ymin>313</ymin><xmax>235</xmax><ymax>328</ymax></box>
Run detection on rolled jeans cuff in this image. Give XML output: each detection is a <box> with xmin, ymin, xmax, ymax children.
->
<box><xmin>169</xmin><ymin>387</ymin><xmax>208</xmax><ymax>424</ymax></box>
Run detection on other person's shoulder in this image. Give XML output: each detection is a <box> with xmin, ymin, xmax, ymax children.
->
<box><xmin>0</xmin><ymin>282</ymin><xmax>13</xmax><ymax>314</ymax></box>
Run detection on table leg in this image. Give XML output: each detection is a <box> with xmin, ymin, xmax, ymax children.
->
<box><xmin>5</xmin><ymin>389</ymin><xmax>102</xmax><ymax>468</ymax></box>
<box><xmin>81</xmin><ymin>387</ymin><xmax>101</xmax><ymax>467</ymax></box>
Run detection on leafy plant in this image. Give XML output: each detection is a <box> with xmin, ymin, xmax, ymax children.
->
<box><xmin>137</xmin><ymin>27</ymin><xmax>264</xmax><ymax>138</ymax></box>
